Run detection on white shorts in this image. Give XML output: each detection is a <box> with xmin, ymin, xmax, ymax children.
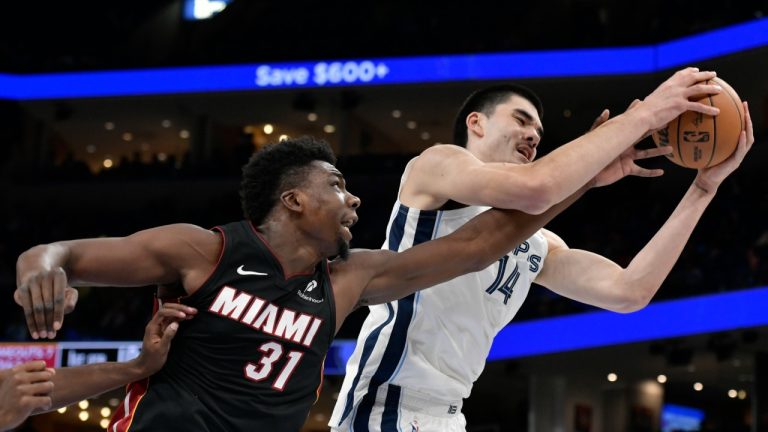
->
<box><xmin>331</xmin><ymin>385</ymin><xmax>467</xmax><ymax>432</ymax></box>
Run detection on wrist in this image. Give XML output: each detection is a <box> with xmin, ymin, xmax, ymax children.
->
<box><xmin>693</xmin><ymin>177</ymin><xmax>718</xmax><ymax>196</ymax></box>
<box><xmin>126</xmin><ymin>357</ymin><xmax>150</xmax><ymax>379</ymax></box>
<box><xmin>622</xmin><ymin>103</ymin><xmax>654</xmax><ymax>136</ymax></box>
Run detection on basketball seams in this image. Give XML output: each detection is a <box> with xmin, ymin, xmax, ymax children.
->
<box><xmin>706</xmin><ymin>86</ymin><xmax>717</xmax><ymax>168</ymax></box>
<box><xmin>716</xmin><ymin>77</ymin><xmax>744</xmax><ymax>158</ymax></box>
<box><xmin>715</xmin><ymin>77</ymin><xmax>745</xmax><ymax>129</ymax></box>
<box><xmin>676</xmin><ymin>114</ymin><xmax>685</xmax><ymax>167</ymax></box>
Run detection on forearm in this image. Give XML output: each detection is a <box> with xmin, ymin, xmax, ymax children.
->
<box><xmin>472</xmin><ymin>181</ymin><xmax>592</xmax><ymax>268</ymax></box>
<box><xmin>620</xmin><ymin>181</ymin><xmax>716</xmax><ymax>305</ymax></box>
<box><xmin>34</xmin><ymin>359</ymin><xmax>146</xmax><ymax>414</ymax></box>
<box><xmin>365</xmin><ymin>168</ymin><xmax>594</xmax><ymax>304</ymax></box>
<box><xmin>363</xmin><ymin>183</ymin><xmax>591</xmax><ymax>304</ymax></box>
<box><xmin>528</xmin><ymin>110</ymin><xmax>649</xmax><ymax>206</ymax></box>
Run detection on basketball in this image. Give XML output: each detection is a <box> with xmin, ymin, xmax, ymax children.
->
<box><xmin>652</xmin><ymin>77</ymin><xmax>745</xmax><ymax>169</ymax></box>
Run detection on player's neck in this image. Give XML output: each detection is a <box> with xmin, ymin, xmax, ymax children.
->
<box><xmin>256</xmin><ymin>219</ymin><xmax>323</xmax><ymax>275</ymax></box>
<box><xmin>466</xmin><ymin>141</ymin><xmax>491</xmax><ymax>162</ymax></box>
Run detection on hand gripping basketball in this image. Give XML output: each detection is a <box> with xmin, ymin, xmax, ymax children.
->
<box><xmin>652</xmin><ymin>76</ymin><xmax>745</xmax><ymax>168</ymax></box>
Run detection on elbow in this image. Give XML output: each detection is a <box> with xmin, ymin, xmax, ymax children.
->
<box><xmin>466</xmin><ymin>258</ymin><xmax>489</xmax><ymax>275</ymax></box>
<box><xmin>612</xmin><ymin>287</ymin><xmax>654</xmax><ymax>314</ymax></box>
<box><xmin>515</xmin><ymin>177</ymin><xmax>557</xmax><ymax>215</ymax></box>
<box><xmin>614</xmin><ymin>301</ymin><xmax>647</xmax><ymax>314</ymax></box>
<box><xmin>464</xmin><ymin>244</ymin><xmax>500</xmax><ymax>274</ymax></box>
<box><xmin>521</xmin><ymin>198</ymin><xmax>553</xmax><ymax>216</ymax></box>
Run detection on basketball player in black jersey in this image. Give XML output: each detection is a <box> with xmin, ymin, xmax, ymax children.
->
<box><xmin>14</xmin><ymin>73</ymin><xmax>736</xmax><ymax>432</ymax></box>
<box><xmin>15</xmin><ymin>137</ymin><xmax>584</xmax><ymax>431</ymax></box>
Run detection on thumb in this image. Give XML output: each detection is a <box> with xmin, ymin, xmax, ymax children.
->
<box><xmin>63</xmin><ymin>288</ymin><xmax>79</xmax><ymax>314</ymax></box>
<box><xmin>589</xmin><ymin>109</ymin><xmax>610</xmax><ymax>131</ymax></box>
<box><xmin>161</xmin><ymin>322</ymin><xmax>179</xmax><ymax>344</ymax></box>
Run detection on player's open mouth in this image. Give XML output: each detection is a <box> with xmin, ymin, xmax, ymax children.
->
<box><xmin>340</xmin><ymin>218</ymin><xmax>356</xmax><ymax>240</ymax></box>
<box><xmin>517</xmin><ymin>148</ymin><xmax>531</xmax><ymax>161</ymax></box>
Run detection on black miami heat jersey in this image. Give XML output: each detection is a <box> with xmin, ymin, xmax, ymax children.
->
<box><xmin>109</xmin><ymin>221</ymin><xmax>336</xmax><ymax>432</ymax></box>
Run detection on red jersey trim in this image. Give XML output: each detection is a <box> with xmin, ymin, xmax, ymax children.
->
<box><xmin>107</xmin><ymin>377</ymin><xmax>149</xmax><ymax>432</ymax></box>
<box><xmin>323</xmin><ymin>258</ymin><xmax>338</xmax><ymax>338</ymax></box>
<box><xmin>315</xmin><ymin>357</ymin><xmax>326</xmax><ymax>402</ymax></box>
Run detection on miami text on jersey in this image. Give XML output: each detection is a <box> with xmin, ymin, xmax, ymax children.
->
<box><xmin>208</xmin><ymin>286</ymin><xmax>324</xmax><ymax>347</ymax></box>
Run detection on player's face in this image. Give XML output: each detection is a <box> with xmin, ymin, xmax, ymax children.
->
<box><xmin>303</xmin><ymin>161</ymin><xmax>360</xmax><ymax>259</ymax></box>
<box><xmin>477</xmin><ymin>95</ymin><xmax>543</xmax><ymax>165</ymax></box>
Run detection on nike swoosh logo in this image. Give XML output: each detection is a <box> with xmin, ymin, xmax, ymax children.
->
<box><xmin>236</xmin><ymin>265</ymin><xmax>268</xmax><ymax>276</ymax></box>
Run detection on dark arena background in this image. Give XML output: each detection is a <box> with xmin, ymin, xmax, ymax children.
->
<box><xmin>1</xmin><ymin>1</ymin><xmax>768</xmax><ymax>431</ymax></box>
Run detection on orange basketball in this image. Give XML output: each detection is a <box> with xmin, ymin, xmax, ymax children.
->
<box><xmin>652</xmin><ymin>77</ymin><xmax>745</xmax><ymax>169</ymax></box>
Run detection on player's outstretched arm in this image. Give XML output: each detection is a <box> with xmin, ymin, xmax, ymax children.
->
<box><xmin>403</xmin><ymin>68</ymin><xmax>720</xmax><ymax>213</ymax></box>
<box><xmin>337</xmin><ymin>183</ymin><xmax>590</xmax><ymax>310</ymax></box>
<box><xmin>535</xmin><ymin>102</ymin><xmax>755</xmax><ymax>312</ymax></box>
<box><xmin>32</xmin><ymin>303</ymin><xmax>196</xmax><ymax>414</ymax></box>
<box><xmin>15</xmin><ymin>224</ymin><xmax>219</xmax><ymax>339</ymax></box>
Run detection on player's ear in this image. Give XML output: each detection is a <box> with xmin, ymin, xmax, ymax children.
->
<box><xmin>467</xmin><ymin>112</ymin><xmax>484</xmax><ymax>139</ymax></box>
<box><xmin>280</xmin><ymin>189</ymin><xmax>304</xmax><ymax>213</ymax></box>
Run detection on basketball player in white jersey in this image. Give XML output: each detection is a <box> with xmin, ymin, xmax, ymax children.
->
<box><xmin>330</xmin><ymin>72</ymin><xmax>754</xmax><ymax>431</ymax></box>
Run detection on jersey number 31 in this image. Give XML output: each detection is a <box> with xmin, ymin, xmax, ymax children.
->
<box><xmin>244</xmin><ymin>341</ymin><xmax>304</xmax><ymax>391</ymax></box>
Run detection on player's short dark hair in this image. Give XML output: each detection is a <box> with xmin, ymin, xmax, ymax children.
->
<box><xmin>240</xmin><ymin>136</ymin><xmax>336</xmax><ymax>225</ymax></box>
<box><xmin>452</xmin><ymin>84</ymin><xmax>544</xmax><ymax>147</ymax></box>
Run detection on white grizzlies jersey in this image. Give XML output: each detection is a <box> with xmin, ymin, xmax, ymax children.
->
<box><xmin>330</xmin><ymin>199</ymin><xmax>548</xmax><ymax>429</ymax></box>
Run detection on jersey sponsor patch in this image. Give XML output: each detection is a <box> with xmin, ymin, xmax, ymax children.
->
<box><xmin>297</xmin><ymin>280</ymin><xmax>323</xmax><ymax>303</ymax></box>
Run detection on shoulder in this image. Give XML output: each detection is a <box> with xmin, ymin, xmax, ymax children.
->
<box><xmin>328</xmin><ymin>249</ymin><xmax>399</xmax><ymax>289</ymax></box>
<box><xmin>401</xmin><ymin>145</ymin><xmax>480</xmax><ymax>208</ymax></box>
<box><xmin>155</xmin><ymin>223</ymin><xmax>221</xmax><ymax>245</ymax></box>
<box><xmin>159</xmin><ymin>224</ymin><xmax>225</xmax><ymax>294</ymax></box>
<box><xmin>414</xmin><ymin>144</ymin><xmax>475</xmax><ymax>166</ymax></box>
<box><xmin>136</xmin><ymin>223</ymin><xmax>224</xmax><ymax>262</ymax></box>
<box><xmin>329</xmin><ymin>249</ymin><xmax>391</xmax><ymax>281</ymax></box>
<box><xmin>406</xmin><ymin>144</ymin><xmax>481</xmax><ymax>177</ymax></box>
<box><xmin>141</xmin><ymin>223</ymin><xmax>215</xmax><ymax>235</ymax></box>
<box><xmin>328</xmin><ymin>249</ymin><xmax>393</xmax><ymax>321</ymax></box>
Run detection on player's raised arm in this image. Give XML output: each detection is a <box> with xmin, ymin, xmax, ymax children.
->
<box><xmin>402</xmin><ymin>68</ymin><xmax>720</xmax><ymax>214</ymax></box>
<box><xmin>536</xmin><ymin>101</ymin><xmax>755</xmax><ymax>313</ymax></box>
